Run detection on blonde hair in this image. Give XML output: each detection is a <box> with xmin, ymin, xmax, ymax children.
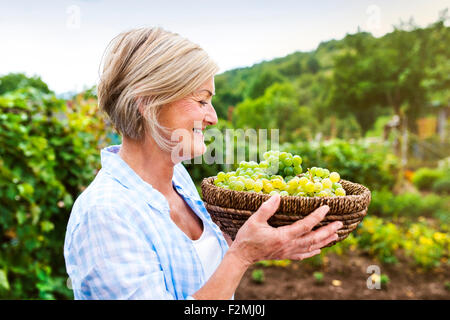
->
<box><xmin>97</xmin><ymin>27</ymin><xmax>219</xmax><ymax>151</ymax></box>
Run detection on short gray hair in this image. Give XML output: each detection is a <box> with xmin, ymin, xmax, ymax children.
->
<box><xmin>97</xmin><ymin>27</ymin><xmax>219</xmax><ymax>151</ymax></box>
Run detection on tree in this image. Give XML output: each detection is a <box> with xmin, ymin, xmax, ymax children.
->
<box><xmin>0</xmin><ymin>73</ymin><xmax>51</xmax><ymax>95</ymax></box>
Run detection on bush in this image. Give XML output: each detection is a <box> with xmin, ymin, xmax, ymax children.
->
<box><xmin>0</xmin><ymin>88</ymin><xmax>109</xmax><ymax>299</ymax></box>
<box><xmin>369</xmin><ymin>190</ymin><xmax>448</xmax><ymax>219</ymax></box>
<box><xmin>412</xmin><ymin>167</ymin><xmax>446</xmax><ymax>191</ymax></box>
<box><xmin>432</xmin><ymin>176</ymin><xmax>450</xmax><ymax>195</ymax></box>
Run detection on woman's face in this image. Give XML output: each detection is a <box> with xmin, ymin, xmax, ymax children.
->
<box><xmin>159</xmin><ymin>76</ymin><xmax>218</xmax><ymax>162</ymax></box>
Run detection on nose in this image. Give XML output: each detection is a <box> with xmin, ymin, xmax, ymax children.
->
<box><xmin>204</xmin><ymin>103</ymin><xmax>218</xmax><ymax>126</ymax></box>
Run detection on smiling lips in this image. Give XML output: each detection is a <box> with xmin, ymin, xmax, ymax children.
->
<box><xmin>193</xmin><ymin>127</ymin><xmax>204</xmax><ymax>138</ymax></box>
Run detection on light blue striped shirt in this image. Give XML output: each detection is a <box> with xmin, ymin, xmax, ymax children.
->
<box><xmin>64</xmin><ymin>145</ymin><xmax>229</xmax><ymax>299</ymax></box>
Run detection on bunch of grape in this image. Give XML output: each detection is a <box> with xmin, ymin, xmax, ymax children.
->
<box><xmin>213</xmin><ymin>150</ymin><xmax>346</xmax><ymax>197</ymax></box>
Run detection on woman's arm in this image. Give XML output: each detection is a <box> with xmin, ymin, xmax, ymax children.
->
<box><xmin>192</xmin><ymin>194</ymin><xmax>343</xmax><ymax>300</ymax></box>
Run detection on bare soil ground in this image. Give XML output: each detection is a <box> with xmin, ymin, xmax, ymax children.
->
<box><xmin>235</xmin><ymin>251</ymin><xmax>450</xmax><ymax>300</ymax></box>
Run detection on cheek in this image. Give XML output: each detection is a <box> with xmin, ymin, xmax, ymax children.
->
<box><xmin>167</xmin><ymin>103</ymin><xmax>204</xmax><ymax>129</ymax></box>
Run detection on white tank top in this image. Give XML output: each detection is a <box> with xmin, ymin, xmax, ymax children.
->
<box><xmin>192</xmin><ymin>221</ymin><xmax>223</xmax><ymax>282</ymax></box>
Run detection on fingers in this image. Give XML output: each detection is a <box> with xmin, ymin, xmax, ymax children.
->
<box><xmin>296</xmin><ymin>221</ymin><xmax>343</xmax><ymax>250</ymax></box>
<box><xmin>252</xmin><ymin>194</ymin><xmax>280</xmax><ymax>223</ymax></box>
<box><xmin>280</xmin><ymin>205</ymin><xmax>330</xmax><ymax>238</ymax></box>
<box><xmin>289</xmin><ymin>249</ymin><xmax>321</xmax><ymax>261</ymax></box>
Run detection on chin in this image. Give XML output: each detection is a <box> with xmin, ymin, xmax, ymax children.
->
<box><xmin>192</xmin><ymin>143</ymin><xmax>206</xmax><ymax>158</ymax></box>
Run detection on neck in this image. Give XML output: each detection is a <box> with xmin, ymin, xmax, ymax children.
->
<box><xmin>118</xmin><ymin>136</ymin><xmax>176</xmax><ymax>196</ymax></box>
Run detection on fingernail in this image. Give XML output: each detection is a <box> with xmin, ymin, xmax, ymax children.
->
<box><xmin>336</xmin><ymin>222</ymin><xmax>343</xmax><ymax>229</ymax></box>
<box><xmin>321</xmin><ymin>205</ymin><xmax>330</xmax><ymax>214</ymax></box>
<box><xmin>267</xmin><ymin>194</ymin><xmax>280</xmax><ymax>204</ymax></box>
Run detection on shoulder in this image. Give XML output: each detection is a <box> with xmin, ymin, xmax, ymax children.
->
<box><xmin>65</xmin><ymin>170</ymin><xmax>151</xmax><ymax>245</ymax></box>
<box><xmin>72</xmin><ymin>169</ymin><xmax>139</xmax><ymax>214</ymax></box>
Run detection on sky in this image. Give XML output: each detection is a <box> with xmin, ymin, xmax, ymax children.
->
<box><xmin>0</xmin><ymin>0</ymin><xmax>448</xmax><ymax>94</ymax></box>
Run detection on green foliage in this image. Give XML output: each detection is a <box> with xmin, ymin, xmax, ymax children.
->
<box><xmin>432</xmin><ymin>176</ymin><xmax>450</xmax><ymax>195</ymax></box>
<box><xmin>251</xmin><ymin>269</ymin><xmax>265</xmax><ymax>284</ymax></box>
<box><xmin>0</xmin><ymin>73</ymin><xmax>51</xmax><ymax>95</ymax></box>
<box><xmin>313</xmin><ymin>271</ymin><xmax>324</xmax><ymax>284</ymax></box>
<box><xmin>233</xmin><ymin>82</ymin><xmax>302</xmax><ymax>142</ymax></box>
<box><xmin>246</xmin><ymin>69</ymin><xmax>286</xmax><ymax>99</ymax></box>
<box><xmin>354</xmin><ymin>216</ymin><xmax>449</xmax><ymax>269</ymax></box>
<box><xmin>412</xmin><ymin>167</ymin><xmax>446</xmax><ymax>190</ymax></box>
<box><xmin>0</xmin><ymin>87</ymin><xmax>109</xmax><ymax>299</ymax></box>
<box><xmin>369</xmin><ymin>190</ymin><xmax>448</xmax><ymax>219</ymax></box>
<box><xmin>403</xmin><ymin>222</ymin><xmax>449</xmax><ymax>269</ymax></box>
<box><xmin>214</xmin><ymin>18</ymin><xmax>450</xmax><ymax>135</ymax></box>
<box><xmin>380</xmin><ymin>274</ymin><xmax>390</xmax><ymax>286</ymax></box>
<box><xmin>356</xmin><ymin>217</ymin><xmax>402</xmax><ymax>264</ymax></box>
<box><xmin>282</xmin><ymin>139</ymin><xmax>399</xmax><ymax>191</ymax></box>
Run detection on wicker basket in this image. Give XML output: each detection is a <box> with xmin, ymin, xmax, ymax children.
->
<box><xmin>201</xmin><ymin>176</ymin><xmax>371</xmax><ymax>247</ymax></box>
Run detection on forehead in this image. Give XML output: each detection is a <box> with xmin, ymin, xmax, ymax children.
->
<box><xmin>195</xmin><ymin>77</ymin><xmax>215</xmax><ymax>95</ymax></box>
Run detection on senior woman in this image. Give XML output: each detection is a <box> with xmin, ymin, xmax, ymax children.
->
<box><xmin>64</xmin><ymin>27</ymin><xmax>345</xmax><ymax>300</ymax></box>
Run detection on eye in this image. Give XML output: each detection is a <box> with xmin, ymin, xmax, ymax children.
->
<box><xmin>199</xmin><ymin>100</ymin><xmax>208</xmax><ymax>107</ymax></box>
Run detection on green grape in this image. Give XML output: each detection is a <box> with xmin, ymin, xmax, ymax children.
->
<box><xmin>269</xmin><ymin>190</ymin><xmax>279</xmax><ymax>196</ymax></box>
<box><xmin>315</xmin><ymin>168</ymin><xmax>325</xmax><ymax>178</ymax></box>
<box><xmin>335</xmin><ymin>187</ymin><xmax>346</xmax><ymax>196</ymax></box>
<box><xmin>244</xmin><ymin>169</ymin><xmax>254</xmax><ymax>176</ymax></box>
<box><xmin>226</xmin><ymin>171</ymin><xmax>236</xmax><ymax>179</ymax></box>
<box><xmin>216</xmin><ymin>171</ymin><xmax>226</xmax><ymax>182</ymax></box>
<box><xmin>279</xmin><ymin>152</ymin><xmax>288</xmax><ymax>161</ymax></box>
<box><xmin>284</xmin><ymin>166</ymin><xmax>294</xmax><ymax>177</ymax></box>
<box><xmin>292</xmin><ymin>155</ymin><xmax>302</xmax><ymax>166</ymax></box>
<box><xmin>287</xmin><ymin>177</ymin><xmax>299</xmax><ymax>188</ymax></box>
<box><xmin>304</xmin><ymin>181</ymin><xmax>315</xmax><ymax>193</ymax></box>
<box><xmin>317</xmin><ymin>190</ymin><xmax>329</xmax><ymax>197</ymax></box>
<box><xmin>259</xmin><ymin>160</ymin><xmax>269</xmax><ymax>169</ymax></box>
<box><xmin>322</xmin><ymin>178</ymin><xmax>332</xmax><ymax>189</ymax></box>
<box><xmin>244</xmin><ymin>178</ymin><xmax>255</xmax><ymax>190</ymax></box>
<box><xmin>237</xmin><ymin>176</ymin><xmax>246</xmax><ymax>184</ymax></box>
<box><xmin>314</xmin><ymin>182</ymin><xmax>323</xmax><ymax>192</ymax></box>
<box><xmin>332</xmin><ymin>182</ymin><xmax>342</xmax><ymax>190</ymax></box>
<box><xmin>272</xmin><ymin>178</ymin><xmax>286</xmax><ymax>190</ymax></box>
<box><xmin>293</xmin><ymin>164</ymin><xmax>303</xmax><ymax>175</ymax></box>
<box><xmin>215</xmin><ymin>150</ymin><xmax>345</xmax><ymax>198</ymax></box>
<box><xmin>298</xmin><ymin>176</ymin><xmax>309</xmax><ymax>186</ymax></box>
<box><xmin>330</xmin><ymin>172</ymin><xmax>340</xmax><ymax>183</ymax></box>
<box><xmin>248</xmin><ymin>161</ymin><xmax>258</xmax><ymax>168</ymax></box>
<box><xmin>262</xmin><ymin>179</ymin><xmax>274</xmax><ymax>193</ymax></box>
<box><xmin>282</xmin><ymin>156</ymin><xmax>293</xmax><ymax>167</ymax></box>
<box><xmin>254</xmin><ymin>180</ymin><xmax>263</xmax><ymax>193</ymax></box>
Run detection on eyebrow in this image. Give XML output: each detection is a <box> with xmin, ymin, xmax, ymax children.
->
<box><xmin>198</xmin><ymin>89</ymin><xmax>215</xmax><ymax>97</ymax></box>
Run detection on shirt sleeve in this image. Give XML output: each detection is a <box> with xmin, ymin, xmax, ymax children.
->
<box><xmin>67</xmin><ymin>204</ymin><xmax>184</xmax><ymax>300</ymax></box>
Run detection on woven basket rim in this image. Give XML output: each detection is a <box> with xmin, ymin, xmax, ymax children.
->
<box><xmin>201</xmin><ymin>175</ymin><xmax>371</xmax><ymax>215</ymax></box>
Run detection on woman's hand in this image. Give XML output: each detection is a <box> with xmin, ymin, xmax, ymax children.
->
<box><xmin>228</xmin><ymin>194</ymin><xmax>344</xmax><ymax>268</ymax></box>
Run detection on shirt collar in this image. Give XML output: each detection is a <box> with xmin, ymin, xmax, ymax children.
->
<box><xmin>100</xmin><ymin>145</ymin><xmax>170</xmax><ymax>212</ymax></box>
